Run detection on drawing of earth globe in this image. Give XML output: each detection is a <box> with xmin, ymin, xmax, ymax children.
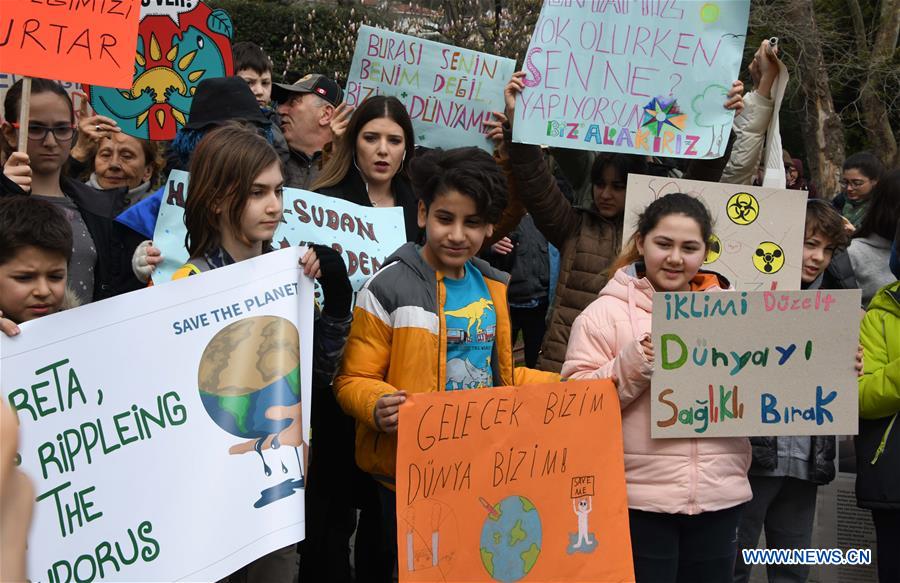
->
<box><xmin>479</xmin><ymin>495</ymin><xmax>542</xmax><ymax>583</ymax></box>
<box><xmin>197</xmin><ymin>316</ymin><xmax>300</xmax><ymax>439</ymax></box>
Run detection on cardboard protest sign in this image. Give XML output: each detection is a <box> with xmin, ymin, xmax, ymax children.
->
<box><xmin>151</xmin><ymin>170</ymin><xmax>407</xmax><ymax>291</ymax></box>
<box><xmin>624</xmin><ymin>174</ymin><xmax>807</xmax><ymax>290</ymax></box>
<box><xmin>0</xmin><ymin>74</ymin><xmax>84</xmax><ymax>122</ymax></box>
<box><xmin>84</xmin><ymin>1</ymin><xmax>234</xmax><ymax>140</ymax></box>
<box><xmin>513</xmin><ymin>0</ymin><xmax>750</xmax><ymax>158</ymax></box>
<box><xmin>650</xmin><ymin>289</ymin><xmax>861</xmax><ymax>438</ymax></box>
<box><xmin>396</xmin><ymin>380</ymin><xmax>634</xmax><ymax>582</ymax></box>
<box><xmin>0</xmin><ymin>0</ymin><xmax>140</xmax><ymax>89</ymax></box>
<box><xmin>346</xmin><ymin>26</ymin><xmax>516</xmax><ymax>151</ymax></box>
<box><xmin>1</xmin><ymin>248</ymin><xmax>314</xmax><ymax>582</ymax></box>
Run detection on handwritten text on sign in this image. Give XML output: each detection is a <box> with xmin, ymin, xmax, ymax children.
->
<box><xmin>2</xmin><ymin>248</ymin><xmax>314</xmax><ymax>582</ymax></box>
<box><xmin>513</xmin><ymin>0</ymin><xmax>750</xmax><ymax>158</ymax></box>
<box><xmin>346</xmin><ymin>26</ymin><xmax>515</xmax><ymax>151</ymax></box>
<box><xmin>152</xmin><ymin>170</ymin><xmax>406</xmax><ymax>291</ymax></box>
<box><xmin>397</xmin><ymin>381</ymin><xmax>633</xmax><ymax>582</ymax></box>
<box><xmin>0</xmin><ymin>0</ymin><xmax>140</xmax><ymax>88</ymax></box>
<box><xmin>650</xmin><ymin>290</ymin><xmax>861</xmax><ymax>438</ymax></box>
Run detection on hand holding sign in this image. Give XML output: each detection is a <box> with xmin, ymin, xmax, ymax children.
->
<box><xmin>375</xmin><ymin>391</ymin><xmax>407</xmax><ymax>433</ymax></box>
<box><xmin>3</xmin><ymin>153</ymin><xmax>32</xmax><ymax>192</ymax></box>
<box><xmin>749</xmin><ymin>39</ymin><xmax>780</xmax><ymax>98</ymax></box>
<box><xmin>503</xmin><ymin>72</ymin><xmax>527</xmax><ymax>128</ymax></box>
<box><xmin>640</xmin><ymin>336</ymin><xmax>655</xmax><ymax>363</ymax></box>
<box><xmin>724</xmin><ymin>80</ymin><xmax>745</xmax><ymax>116</ymax></box>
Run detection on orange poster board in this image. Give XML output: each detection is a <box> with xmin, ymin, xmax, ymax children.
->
<box><xmin>0</xmin><ymin>0</ymin><xmax>140</xmax><ymax>89</ymax></box>
<box><xmin>396</xmin><ymin>380</ymin><xmax>634</xmax><ymax>583</ymax></box>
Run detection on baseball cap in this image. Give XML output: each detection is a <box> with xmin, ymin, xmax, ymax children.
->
<box><xmin>272</xmin><ymin>74</ymin><xmax>343</xmax><ymax>106</ymax></box>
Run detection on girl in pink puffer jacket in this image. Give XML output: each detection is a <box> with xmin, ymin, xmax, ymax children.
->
<box><xmin>563</xmin><ymin>193</ymin><xmax>751</xmax><ymax>583</ymax></box>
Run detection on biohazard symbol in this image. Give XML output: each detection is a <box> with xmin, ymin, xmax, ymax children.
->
<box><xmin>727</xmin><ymin>192</ymin><xmax>759</xmax><ymax>225</ymax></box>
<box><xmin>704</xmin><ymin>234</ymin><xmax>722</xmax><ymax>264</ymax></box>
<box><xmin>753</xmin><ymin>242</ymin><xmax>785</xmax><ymax>274</ymax></box>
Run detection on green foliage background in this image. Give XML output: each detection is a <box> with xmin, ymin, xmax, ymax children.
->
<box><xmin>208</xmin><ymin>0</ymin><xmax>392</xmax><ymax>81</ymax></box>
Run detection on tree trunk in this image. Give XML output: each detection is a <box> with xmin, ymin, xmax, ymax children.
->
<box><xmin>787</xmin><ymin>0</ymin><xmax>845</xmax><ymax>199</ymax></box>
<box><xmin>847</xmin><ymin>0</ymin><xmax>899</xmax><ymax>166</ymax></box>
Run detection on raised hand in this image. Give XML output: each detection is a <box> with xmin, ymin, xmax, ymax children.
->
<box><xmin>504</xmin><ymin>71</ymin><xmax>527</xmax><ymax>127</ymax></box>
<box><xmin>3</xmin><ymin>152</ymin><xmax>32</xmax><ymax>192</ymax></box>
<box><xmin>330</xmin><ymin>102</ymin><xmax>353</xmax><ymax>142</ymax></box>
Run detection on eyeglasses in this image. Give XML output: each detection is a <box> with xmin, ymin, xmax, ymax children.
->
<box><xmin>839</xmin><ymin>178</ymin><xmax>869</xmax><ymax>189</ymax></box>
<box><xmin>10</xmin><ymin>123</ymin><xmax>76</xmax><ymax>142</ymax></box>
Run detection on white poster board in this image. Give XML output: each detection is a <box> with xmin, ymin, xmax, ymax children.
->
<box><xmin>1</xmin><ymin>248</ymin><xmax>314</xmax><ymax>582</ymax></box>
<box><xmin>650</xmin><ymin>289</ymin><xmax>861</xmax><ymax>438</ymax></box>
<box><xmin>625</xmin><ymin>174</ymin><xmax>808</xmax><ymax>290</ymax></box>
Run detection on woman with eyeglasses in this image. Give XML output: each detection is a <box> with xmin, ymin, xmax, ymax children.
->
<box><xmin>1</xmin><ymin>78</ymin><xmax>140</xmax><ymax>304</ymax></box>
<box><xmin>836</xmin><ymin>151</ymin><xmax>884</xmax><ymax>231</ymax></box>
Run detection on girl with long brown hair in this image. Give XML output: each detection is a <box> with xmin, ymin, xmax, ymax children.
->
<box><xmin>173</xmin><ymin>123</ymin><xmax>354</xmax><ymax>583</ymax></box>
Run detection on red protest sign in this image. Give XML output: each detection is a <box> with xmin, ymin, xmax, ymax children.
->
<box><xmin>0</xmin><ymin>0</ymin><xmax>140</xmax><ymax>89</ymax></box>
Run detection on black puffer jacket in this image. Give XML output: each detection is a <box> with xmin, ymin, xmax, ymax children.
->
<box><xmin>0</xmin><ymin>174</ymin><xmax>142</xmax><ymax>300</ymax></box>
<box><xmin>487</xmin><ymin>214</ymin><xmax>550</xmax><ymax>304</ymax></box>
<box><xmin>749</xmin><ymin>436</ymin><xmax>836</xmax><ymax>485</ymax></box>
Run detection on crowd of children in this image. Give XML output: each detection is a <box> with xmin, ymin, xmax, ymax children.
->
<box><xmin>1</xmin><ymin>31</ymin><xmax>899</xmax><ymax>583</ymax></box>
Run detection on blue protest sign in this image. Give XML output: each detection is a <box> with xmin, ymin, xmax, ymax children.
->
<box><xmin>346</xmin><ymin>26</ymin><xmax>516</xmax><ymax>151</ymax></box>
<box><xmin>151</xmin><ymin>170</ymin><xmax>406</xmax><ymax>290</ymax></box>
<box><xmin>513</xmin><ymin>0</ymin><xmax>750</xmax><ymax>158</ymax></box>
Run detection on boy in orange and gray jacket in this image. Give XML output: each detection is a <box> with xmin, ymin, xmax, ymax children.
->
<box><xmin>333</xmin><ymin>148</ymin><xmax>558</xmax><ymax>568</ymax></box>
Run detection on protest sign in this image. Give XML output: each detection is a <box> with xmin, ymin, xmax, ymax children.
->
<box><xmin>624</xmin><ymin>174</ymin><xmax>807</xmax><ymax>290</ymax></box>
<box><xmin>513</xmin><ymin>0</ymin><xmax>750</xmax><ymax>158</ymax></box>
<box><xmin>650</xmin><ymin>289</ymin><xmax>861</xmax><ymax>438</ymax></box>
<box><xmin>346</xmin><ymin>26</ymin><xmax>516</xmax><ymax>151</ymax></box>
<box><xmin>1</xmin><ymin>248</ymin><xmax>314</xmax><ymax>582</ymax></box>
<box><xmin>151</xmin><ymin>170</ymin><xmax>407</xmax><ymax>291</ymax></box>
<box><xmin>84</xmin><ymin>1</ymin><xmax>234</xmax><ymax>140</ymax></box>
<box><xmin>396</xmin><ymin>380</ymin><xmax>633</xmax><ymax>582</ymax></box>
<box><xmin>0</xmin><ymin>74</ymin><xmax>84</xmax><ymax>122</ymax></box>
<box><xmin>0</xmin><ymin>0</ymin><xmax>140</xmax><ymax>89</ymax></box>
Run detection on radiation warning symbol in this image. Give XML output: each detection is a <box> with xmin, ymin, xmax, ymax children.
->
<box><xmin>704</xmin><ymin>234</ymin><xmax>722</xmax><ymax>264</ymax></box>
<box><xmin>727</xmin><ymin>192</ymin><xmax>759</xmax><ymax>225</ymax></box>
<box><xmin>753</xmin><ymin>242</ymin><xmax>785</xmax><ymax>274</ymax></box>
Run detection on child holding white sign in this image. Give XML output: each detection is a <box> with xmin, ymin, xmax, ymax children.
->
<box><xmin>562</xmin><ymin>193</ymin><xmax>750</xmax><ymax>583</ymax></box>
<box><xmin>171</xmin><ymin>124</ymin><xmax>354</xmax><ymax>583</ymax></box>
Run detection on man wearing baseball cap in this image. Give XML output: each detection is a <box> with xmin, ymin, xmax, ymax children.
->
<box><xmin>273</xmin><ymin>74</ymin><xmax>343</xmax><ymax>189</ymax></box>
